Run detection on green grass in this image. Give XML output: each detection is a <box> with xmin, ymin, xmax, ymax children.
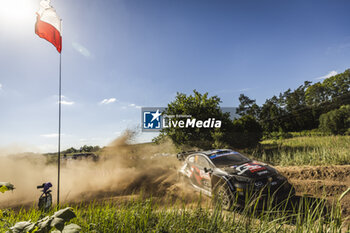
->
<box><xmin>248</xmin><ymin>135</ymin><xmax>350</xmax><ymax>166</ymax></box>
<box><xmin>1</xmin><ymin>192</ymin><xmax>349</xmax><ymax>233</ymax></box>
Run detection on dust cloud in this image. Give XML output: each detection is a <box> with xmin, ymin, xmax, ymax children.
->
<box><xmin>0</xmin><ymin>131</ymin><xmax>196</xmax><ymax>208</ymax></box>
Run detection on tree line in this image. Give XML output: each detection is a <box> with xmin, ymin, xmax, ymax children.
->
<box><xmin>154</xmin><ymin>69</ymin><xmax>350</xmax><ymax>149</ymax></box>
<box><xmin>63</xmin><ymin>145</ymin><xmax>101</xmax><ymax>154</ymax></box>
<box><xmin>238</xmin><ymin>69</ymin><xmax>350</xmax><ymax>136</ymax></box>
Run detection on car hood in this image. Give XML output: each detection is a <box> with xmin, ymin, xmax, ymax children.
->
<box><xmin>221</xmin><ymin>161</ymin><xmax>277</xmax><ymax>179</ymax></box>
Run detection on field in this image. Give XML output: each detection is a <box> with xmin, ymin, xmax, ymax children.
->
<box><xmin>0</xmin><ymin>135</ymin><xmax>349</xmax><ymax>232</ymax></box>
<box><xmin>252</xmin><ymin>135</ymin><xmax>350</xmax><ymax>166</ymax></box>
<box><xmin>0</xmin><ymin>193</ymin><xmax>349</xmax><ymax>232</ymax></box>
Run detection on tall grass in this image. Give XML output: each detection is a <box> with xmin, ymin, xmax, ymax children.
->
<box><xmin>1</xmin><ymin>191</ymin><xmax>349</xmax><ymax>233</ymax></box>
<box><xmin>251</xmin><ymin>136</ymin><xmax>350</xmax><ymax>166</ymax></box>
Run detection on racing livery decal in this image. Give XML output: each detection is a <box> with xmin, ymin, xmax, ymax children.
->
<box><xmin>235</xmin><ymin>162</ymin><xmax>267</xmax><ymax>175</ymax></box>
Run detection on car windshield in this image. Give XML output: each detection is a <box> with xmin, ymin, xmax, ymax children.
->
<box><xmin>210</xmin><ymin>152</ymin><xmax>251</xmax><ymax>167</ymax></box>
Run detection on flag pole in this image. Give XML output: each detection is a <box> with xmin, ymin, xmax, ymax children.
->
<box><xmin>57</xmin><ymin>49</ymin><xmax>62</xmax><ymax>206</ymax></box>
<box><xmin>35</xmin><ymin>0</ymin><xmax>62</xmax><ymax>206</ymax></box>
<box><xmin>57</xmin><ymin>16</ymin><xmax>62</xmax><ymax>206</ymax></box>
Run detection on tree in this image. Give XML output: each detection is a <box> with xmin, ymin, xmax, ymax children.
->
<box><xmin>323</xmin><ymin>69</ymin><xmax>350</xmax><ymax>99</ymax></box>
<box><xmin>92</xmin><ymin>146</ymin><xmax>101</xmax><ymax>152</ymax></box>
<box><xmin>229</xmin><ymin>115</ymin><xmax>262</xmax><ymax>148</ymax></box>
<box><xmin>259</xmin><ymin>96</ymin><xmax>286</xmax><ymax>133</ymax></box>
<box><xmin>305</xmin><ymin>82</ymin><xmax>328</xmax><ymax>106</ymax></box>
<box><xmin>319</xmin><ymin>105</ymin><xmax>350</xmax><ymax>135</ymax></box>
<box><xmin>211</xmin><ymin>129</ymin><xmax>229</xmax><ymax>149</ymax></box>
<box><xmin>155</xmin><ymin>90</ymin><xmax>262</xmax><ymax>149</ymax></box>
<box><xmin>259</xmin><ymin>81</ymin><xmax>316</xmax><ymax>133</ymax></box>
<box><xmin>282</xmin><ymin>81</ymin><xmax>311</xmax><ymax>112</ymax></box>
<box><xmin>64</xmin><ymin>147</ymin><xmax>78</xmax><ymax>154</ymax></box>
<box><xmin>236</xmin><ymin>94</ymin><xmax>260</xmax><ymax>119</ymax></box>
<box><xmin>235</xmin><ymin>69</ymin><xmax>350</xmax><ymax>136</ymax></box>
<box><xmin>156</xmin><ymin>90</ymin><xmax>232</xmax><ymax>149</ymax></box>
<box><xmin>80</xmin><ymin>145</ymin><xmax>94</xmax><ymax>152</ymax></box>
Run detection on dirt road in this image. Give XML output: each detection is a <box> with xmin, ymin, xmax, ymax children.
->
<box><xmin>276</xmin><ymin>165</ymin><xmax>350</xmax><ymax>216</ymax></box>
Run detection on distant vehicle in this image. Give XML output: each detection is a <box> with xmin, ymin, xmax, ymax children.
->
<box><xmin>37</xmin><ymin>182</ymin><xmax>52</xmax><ymax>211</ymax></box>
<box><xmin>177</xmin><ymin>149</ymin><xmax>295</xmax><ymax>209</ymax></box>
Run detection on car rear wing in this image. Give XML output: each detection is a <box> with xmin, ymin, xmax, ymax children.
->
<box><xmin>176</xmin><ymin>150</ymin><xmax>203</xmax><ymax>161</ymax></box>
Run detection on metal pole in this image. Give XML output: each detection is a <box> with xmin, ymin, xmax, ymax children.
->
<box><xmin>57</xmin><ymin>51</ymin><xmax>62</xmax><ymax>206</ymax></box>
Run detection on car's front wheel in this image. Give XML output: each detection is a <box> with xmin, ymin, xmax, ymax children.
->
<box><xmin>213</xmin><ymin>184</ymin><xmax>232</xmax><ymax>210</ymax></box>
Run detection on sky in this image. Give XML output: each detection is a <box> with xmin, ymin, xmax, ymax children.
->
<box><xmin>0</xmin><ymin>0</ymin><xmax>350</xmax><ymax>153</ymax></box>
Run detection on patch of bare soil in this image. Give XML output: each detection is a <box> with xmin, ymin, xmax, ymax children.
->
<box><xmin>276</xmin><ymin>165</ymin><xmax>350</xmax><ymax>217</ymax></box>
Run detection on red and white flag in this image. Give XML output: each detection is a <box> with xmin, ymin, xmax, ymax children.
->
<box><xmin>35</xmin><ymin>0</ymin><xmax>62</xmax><ymax>53</ymax></box>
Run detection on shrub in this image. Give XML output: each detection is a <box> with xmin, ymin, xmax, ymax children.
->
<box><xmin>319</xmin><ymin>105</ymin><xmax>350</xmax><ymax>135</ymax></box>
<box><xmin>229</xmin><ymin>115</ymin><xmax>263</xmax><ymax>148</ymax></box>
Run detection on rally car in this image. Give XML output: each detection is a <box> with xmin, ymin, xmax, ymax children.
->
<box><xmin>177</xmin><ymin>149</ymin><xmax>295</xmax><ymax>209</ymax></box>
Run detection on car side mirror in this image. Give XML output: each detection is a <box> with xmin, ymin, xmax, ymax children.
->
<box><xmin>204</xmin><ymin>167</ymin><xmax>213</xmax><ymax>173</ymax></box>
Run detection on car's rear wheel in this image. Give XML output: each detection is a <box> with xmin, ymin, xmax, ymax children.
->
<box><xmin>213</xmin><ymin>184</ymin><xmax>232</xmax><ymax>210</ymax></box>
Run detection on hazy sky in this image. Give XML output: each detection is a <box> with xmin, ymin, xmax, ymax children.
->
<box><xmin>1</xmin><ymin>0</ymin><xmax>350</xmax><ymax>153</ymax></box>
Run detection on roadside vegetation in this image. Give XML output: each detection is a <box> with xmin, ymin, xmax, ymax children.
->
<box><xmin>249</xmin><ymin>135</ymin><xmax>350</xmax><ymax>166</ymax></box>
<box><xmin>1</xmin><ymin>191</ymin><xmax>349</xmax><ymax>233</ymax></box>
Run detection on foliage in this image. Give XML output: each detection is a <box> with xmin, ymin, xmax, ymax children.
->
<box><xmin>211</xmin><ymin>129</ymin><xmax>229</xmax><ymax>149</ymax></box>
<box><xmin>262</xmin><ymin>131</ymin><xmax>293</xmax><ymax>140</ymax></box>
<box><xmin>258</xmin><ymin>96</ymin><xmax>285</xmax><ymax>132</ymax></box>
<box><xmin>253</xmin><ymin>135</ymin><xmax>350</xmax><ymax>166</ymax></box>
<box><xmin>289</xmin><ymin>130</ymin><xmax>332</xmax><ymax>137</ymax></box>
<box><xmin>236</xmin><ymin>94</ymin><xmax>260</xmax><ymax>119</ymax></box>
<box><xmin>262</xmin><ymin>130</ymin><xmax>334</xmax><ymax>140</ymax></box>
<box><xmin>63</xmin><ymin>145</ymin><xmax>100</xmax><ymax>154</ymax></box>
<box><xmin>304</xmin><ymin>69</ymin><xmax>350</xmax><ymax>108</ymax></box>
<box><xmin>155</xmin><ymin>90</ymin><xmax>228</xmax><ymax>149</ymax></box>
<box><xmin>258</xmin><ymin>81</ymin><xmax>317</xmax><ymax>133</ymax></box>
<box><xmin>1</xmin><ymin>195</ymin><xmax>348</xmax><ymax>233</ymax></box>
<box><xmin>319</xmin><ymin>105</ymin><xmax>350</xmax><ymax>135</ymax></box>
<box><xmin>229</xmin><ymin>115</ymin><xmax>262</xmax><ymax>148</ymax></box>
<box><xmin>240</xmin><ymin>69</ymin><xmax>350</xmax><ymax>135</ymax></box>
<box><xmin>154</xmin><ymin>69</ymin><xmax>350</xmax><ymax>148</ymax></box>
<box><xmin>64</xmin><ymin>148</ymin><xmax>78</xmax><ymax>154</ymax></box>
<box><xmin>155</xmin><ymin>90</ymin><xmax>262</xmax><ymax>149</ymax></box>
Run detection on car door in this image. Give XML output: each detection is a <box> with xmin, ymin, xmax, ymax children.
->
<box><xmin>188</xmin><ymin>154</ymin><xmax>212</xmax><ymax>191</ymax></box>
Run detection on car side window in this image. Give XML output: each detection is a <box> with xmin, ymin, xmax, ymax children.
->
<box><xmin>197</xmin><ymin>156</ymin><xmax>211</xmax><ymax>168</ymax></box>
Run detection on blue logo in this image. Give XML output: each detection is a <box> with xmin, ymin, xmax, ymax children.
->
<box><xmin>143</xmin><ymin>109</ymin><xmax>162</xmax><ymax>130</ymax></box>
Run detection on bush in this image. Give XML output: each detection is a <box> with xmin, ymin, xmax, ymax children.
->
<box><xmin>229</xmin><ymin>115</ymin><xmax>263</xmax><ymax>148</ymax></box>
<box><xmin>319</xmin><ymin>105</ymin><xmax>350</xmax><ymax>135</ymax></box>
<box><xmin>157</xmin><ymin>90</ymin><xmax>239</xmax><ymax>150</ymax></box>
<box><xmin>154</xmin><ymin>90</ymin><xmax>263</xmax><ymax>150</ymax></box>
